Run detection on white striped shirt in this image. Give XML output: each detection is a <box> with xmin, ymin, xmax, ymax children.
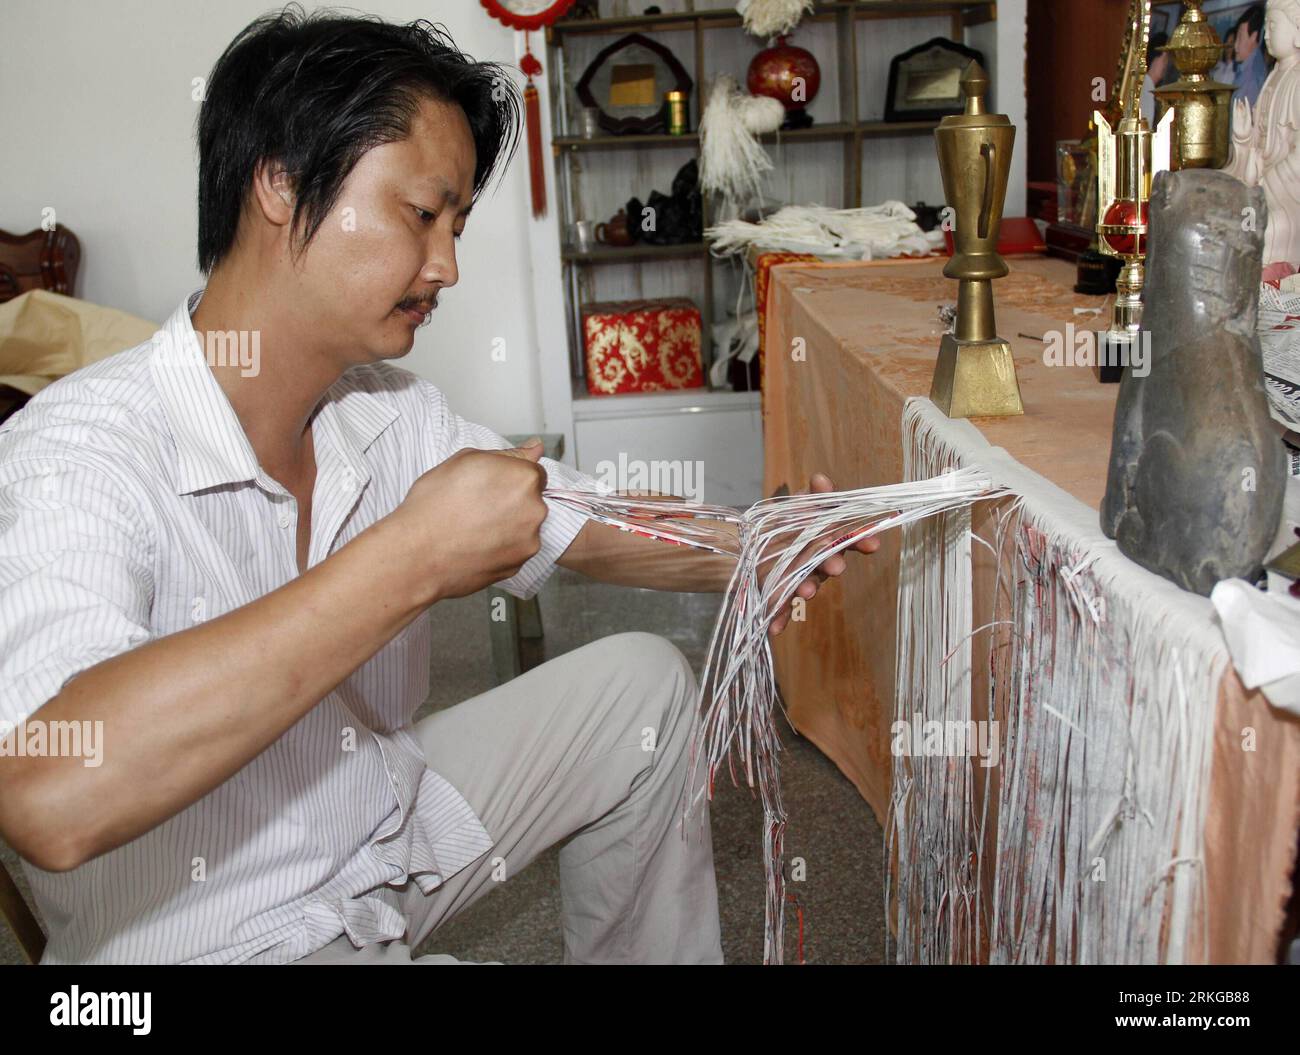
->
<box><xmin>0</xmin><ymin>290</ymin><xmax>594</xmax><ymax>964</ymax></box>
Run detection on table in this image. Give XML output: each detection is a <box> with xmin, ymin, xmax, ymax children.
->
<box><xmin>762</xmin><ymin>254</ymin><xmax>1300</xmax><ymax>964</ymax></box>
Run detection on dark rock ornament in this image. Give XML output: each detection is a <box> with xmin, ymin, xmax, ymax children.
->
<box><xmin>1101</xmin><ymin>168</ymin><xmax>1285</xmax><ymax>596</ymax></box>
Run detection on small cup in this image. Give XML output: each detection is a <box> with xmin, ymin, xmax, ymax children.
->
<box><xmin>572</xmin><ymin>220</ymin><xmax>596</xmax><ymax>251</ymax></box>
<box><xmin>579</xmin><ymin>107</ymin><xmax>601</xmax><ymax>139</ymax></box>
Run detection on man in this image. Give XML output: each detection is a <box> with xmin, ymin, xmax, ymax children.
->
<box><xmin>1212</xmin><ymin>25</ymin><xmax>1238</xmax><ymax>85</ymax></box>
<box><xmin>1232</xmin><ymin>4</ymin><xmax>1270</xmax><ymax>109</ymax></box>
<box><xmin>0</xmin><ymin>10</ymin><xmax>873</xmax><ymax>964</ymax></box>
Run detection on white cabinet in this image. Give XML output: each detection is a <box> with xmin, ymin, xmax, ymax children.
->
<box><xmin>572</xmin><ymin>388</ymin><xmax>764</xmax><ymax>508</ymax></box>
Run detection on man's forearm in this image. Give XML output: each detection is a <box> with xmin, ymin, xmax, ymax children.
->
<box><xmin>0</xmin><ymin>515</ymin><xmax>430</xmax><ymax>872</ymax></box>
<box><xmin>558</xmin><ymin>517</ymin><xmax>738</xmax><ymax>593</ymax></box>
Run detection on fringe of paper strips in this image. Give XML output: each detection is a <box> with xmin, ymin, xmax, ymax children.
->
<box><xmin>887</xmin><ymin>397</ymin><xmax>1226</xmax><ymax>964</ymax></box>
<box><xmin>545</xmin><ymin>468</ymin><xmax>1007</xmax><ymax>964</ymax></box>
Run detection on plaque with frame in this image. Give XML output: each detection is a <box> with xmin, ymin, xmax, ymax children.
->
<box><xmin>575</xmin><ymin>32</ymin><xmax>693</xmax><ymax>136</ymax></box>
<box><xmin>884</xmin><ymin>37</ymin><xmax>986</xmax><ymax>123</ymax></box>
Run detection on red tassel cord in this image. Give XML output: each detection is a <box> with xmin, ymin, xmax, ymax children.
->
<box><xmin>520</xmin><ymin>33</ymin><xmax>546</xmax><ymax>219</ymax></box>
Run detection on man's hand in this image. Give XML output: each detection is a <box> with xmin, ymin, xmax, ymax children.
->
<box><xmin>767</xmin><ymin>472</ymin><xmax>880</xmax><ymax>637</ymax></box>
<box><xmin>389</xmin><ymin>438</ymin><xmax>549</xmax><ymax>602</ymax></box>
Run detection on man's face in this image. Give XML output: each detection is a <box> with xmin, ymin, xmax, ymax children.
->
<box><xmin>279</xmin><ymin>92</ymin><xmax>476</xmax><ymax>367</ymax></box>
<box><xmin>1235</xmin><ymin>24</ymin><xmax>1259</xmax><ymax>62</ymax></box>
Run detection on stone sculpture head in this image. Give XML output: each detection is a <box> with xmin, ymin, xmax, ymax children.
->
<box><xmin>1146</xmin><ymin>169</ymin><xmax>1267</xmax><ymax>340</ymax></box>
<box><xmin>1267</xmin><ymin>0</ymin><xmax>1300</xmax><ymax>61</ymax></box>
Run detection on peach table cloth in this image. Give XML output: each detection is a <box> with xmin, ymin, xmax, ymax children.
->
<box><xmin>762</xmin><ymin>254</ymin><xmax>1300</xmax><ymax>963</ymax></box>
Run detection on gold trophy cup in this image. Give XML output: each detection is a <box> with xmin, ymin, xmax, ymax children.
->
<box><xmin>929</xmin><ymin>61</ymin><xmax>1024</xmax><ymax>418</ymax></box>
<box><xmin>1153</xmin><ymin>0</ymin><xmax>1233</xmax><ymax>171</ymax></box>
<box><xmin>1094</xmin><ymin>0</ymin><xmax>1173</xmax><ymax>380</ymax></box>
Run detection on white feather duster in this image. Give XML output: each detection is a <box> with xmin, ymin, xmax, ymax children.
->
<box><xmin>699</xmin><ymin>76</ymin><xmax>783</xmax><ymax>208</ymax></box>
<box><xmin>737</xmin><ymin>0</ymin><xmax>814</xmax><ymax>39</ymax></box>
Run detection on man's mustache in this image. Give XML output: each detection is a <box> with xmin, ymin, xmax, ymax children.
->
<box><xmin>397</xmin><ymin>295</ymin><xmax>439</xmax><ymax>313</ymax></box>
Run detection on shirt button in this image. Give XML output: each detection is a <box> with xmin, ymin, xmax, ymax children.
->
<box><xmin>278</xmin><ymin>511</ymin><xmax>291</xmax><ymax>529</ymax></box>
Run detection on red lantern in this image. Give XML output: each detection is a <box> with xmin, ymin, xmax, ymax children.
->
<box><xmin>747</xmin><ymin>35</ymin><xmax>820</xmax><ymax>130</ymax></box>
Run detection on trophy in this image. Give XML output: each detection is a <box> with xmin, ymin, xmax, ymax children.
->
<box><xmin>1094</xmin><ymin>0</ymin><xmax>1173</xmax><ymax>382</ymax></box>
<box><xmin>929</xmin><ymin>61</ymin><xmax>1024</xmax><ymax>418</ymax></box>
<box><xmin>1153</xmin><ymin>0</ymin><xmax>1233</xmax><ymax>171</ymax></box>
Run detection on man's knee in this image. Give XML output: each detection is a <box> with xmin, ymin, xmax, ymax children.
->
<box><xmin>602</xmin><ymin>630</ymin><xmax>695</xmax><ymax>695</ymax></box>
<box><xmin>584</xmin><ymin>631</ymin><xmax>698</xmax><ymax>739</ymax></box>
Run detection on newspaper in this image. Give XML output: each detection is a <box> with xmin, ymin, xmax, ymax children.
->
<box><xmin>1259</xmin><ymin>283</ymin><xmax>1300</xmax><ymax>432</ymax></box>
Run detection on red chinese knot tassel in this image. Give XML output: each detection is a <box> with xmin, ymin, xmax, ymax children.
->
<box><xmin>521</xmin><ymin>33</ymin><xmax>546</xmax><ymax>219</ymax></box>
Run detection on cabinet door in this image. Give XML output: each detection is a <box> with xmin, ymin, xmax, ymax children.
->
<box><xmin>574</xmin><ymin>405</ymin><xmax>764</xmax><ymax>508</ymax></box>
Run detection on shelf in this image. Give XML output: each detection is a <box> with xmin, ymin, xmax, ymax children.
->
<box><xmin>554</xmin><ymin>131</ymin><xmax>700</xmax><ymax>151</ymax></box>
<box><xmin>857</xmin><ymin>119</ymin><xmax>939</xmax><ymax>137</ymax></box>
<box><xmin>549</xmin><ymin>1</ymin><xmax>996</xmax><ymax>39</ymax></box>
<box><xmin>759</xmin><ymin>122</ymin><xmax>857</xmax><ymax>143</ymax></box>
<box><xmin>562</xmin><ymin>241</ymin><xmax>707</xmax><ymax>264</ymax></box>
<box><xmin>554</xmin><ymin>119</ymin><xmax>936</xmax><ymax>151</ymax></box>
<box><xmin>570</xmin><ymin>378</ymin><xmax>761</xmax><ymax>421</ymax></box>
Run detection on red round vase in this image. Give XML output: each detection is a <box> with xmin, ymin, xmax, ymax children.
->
<box><xmin>1101</xmin><ymin>199</ymin><xmax>1149</xmax><ymax>256</ymax></box>
<box><xmin>747</xmin><ymin>35</ymin><xmax>821</xmax><ymax>112</ymax></box>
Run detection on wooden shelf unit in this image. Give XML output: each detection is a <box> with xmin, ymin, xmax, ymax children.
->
<box><xmin>546</xmin><ymin>0</ymin><xmax>999</xmax><ymax>401</ymax></box>
<box><xmin>546</xmin><ymin>1</ymin><xmax>997</xmax><ymax>41</ymax></box>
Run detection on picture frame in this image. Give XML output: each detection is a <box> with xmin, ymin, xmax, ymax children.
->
<box><xmin>575</xmin><ymin>32</ymin><xmax>694</xmax><ymax>135</ymax></box>
<box><xmin>884</xmin><ymin>37</ymin><xmax>986</xmax><ymax>123</ymax></box>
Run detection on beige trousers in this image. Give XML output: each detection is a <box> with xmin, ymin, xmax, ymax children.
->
<box><xmin>293</xmin><ymin>631</ymin><xmax>723</xmax><ymax>965</ymax></box>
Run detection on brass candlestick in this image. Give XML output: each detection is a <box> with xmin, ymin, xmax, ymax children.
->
<box><xmin>1153</xmin><ymin>0</ymin><xmax>1233</xmax><ymax>170</ymax></box>
<box><xmin>929</xmin><ymin>61</ymin><xmax>1024</xmax><ymax>418</ymax></box>
<box><xmin>1095</xmin><ymin>0</ymin><xmax>1173</xmax><ymax>381</ymax></box>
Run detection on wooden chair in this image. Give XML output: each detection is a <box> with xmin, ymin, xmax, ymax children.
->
<box><xmin>0</xmin><ymin>857</ymin><xmax>45</xmax><ymax>963</ymax></box>
<box><xmin>0</xmin><ymin>224</ymin><xmax>80</xmax><ymax>305</ymax></box>
<box><xmin>0</xmin><ymin>224</ymin><xmax>82</xmax><ymax>425</ymax></box>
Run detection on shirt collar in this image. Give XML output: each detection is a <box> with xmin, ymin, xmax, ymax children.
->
<box><xmin>151</xmin><ymin>290</ymin><xmax>399</xmax><ymax>496</ymax></box>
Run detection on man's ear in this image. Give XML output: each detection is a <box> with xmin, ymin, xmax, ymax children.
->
<box><xmin>250</xmin><ymin>159</ymin><xmax>296</xmax><ymax>228</ymax></box>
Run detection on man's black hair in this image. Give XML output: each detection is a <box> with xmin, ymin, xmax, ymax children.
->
<box><xmin>196</xmin><ymin>5</ymin><xmax>522</xmax><ymax>274</ymax></box>
<box><xmin>1236</xmin><ymin>3</ymin><xmax>1265</xmax><ymax>39</ymax></box>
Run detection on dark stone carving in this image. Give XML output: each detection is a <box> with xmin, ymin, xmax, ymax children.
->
<box><xmin>625</xmin><ymin>159</ymin><xmax>702</xmax><ymax>246</ymax></box>
<box><xmin>1101</xmin><ymin>168</ymin><xmax>1285</xmax><ymax>596</ymax></box>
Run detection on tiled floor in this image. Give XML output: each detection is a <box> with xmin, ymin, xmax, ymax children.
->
<box><xmin>1</xmin><ymin>568</ymin><xmax>886</xmax><ymax>965</ymax></box>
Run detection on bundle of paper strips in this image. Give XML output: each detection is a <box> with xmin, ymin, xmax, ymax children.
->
<box><xmin>545</xmin><ymin>467</ymin><xmax>1007</xmax><ymax>963</ymax></box>
<box><xmin>705</xmin><ymin>203</ymin><xmax>939</xmax><ymax>260</ymax></box>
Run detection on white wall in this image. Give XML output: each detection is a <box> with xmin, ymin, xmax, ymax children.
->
<box><xmin>972</xmin><ymin>0</ymin><xmax>1028</xmax><ymax>216</ymax></box>
<box><xmin>0</xmin><ymin>0</ymin><xmax>550</xmax><ymax>437</ymax></box>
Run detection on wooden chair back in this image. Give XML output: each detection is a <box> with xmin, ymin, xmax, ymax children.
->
<box><xmin>0</xmin><ymin>225</ymin><xmax>80</xmax><ymax>304</ymax></box>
